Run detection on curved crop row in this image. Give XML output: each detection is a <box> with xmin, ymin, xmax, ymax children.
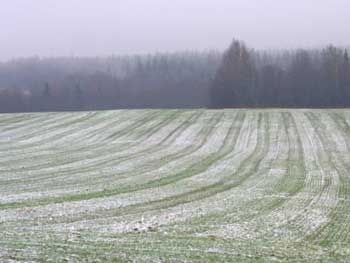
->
<box><xmin>0</xmin><ymin>109</ymin><xmax>350</xmax><ymax>262</ymax></box>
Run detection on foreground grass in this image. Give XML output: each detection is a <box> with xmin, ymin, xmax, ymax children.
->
<box><xmin>0</xmin><ymin>109</ymin><xmax>350</xmax><ymax>262</ymax></box>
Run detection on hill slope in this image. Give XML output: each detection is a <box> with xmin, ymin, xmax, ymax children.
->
<box><xmin>1</xmin><ymin>109</ymin><xmax>350</xmax><ymax>262</ymax></box>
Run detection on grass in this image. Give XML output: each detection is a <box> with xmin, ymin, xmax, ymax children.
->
<box><xmin>0</xmin><ymin>109</ymin><xmax>350</xmax><ymax>262</ymax></box>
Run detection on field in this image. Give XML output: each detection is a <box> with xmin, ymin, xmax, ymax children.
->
<box><xmin>1</xmin><ymin>109</ymin><xmax>350</xmax><ymax>262</ymax></box>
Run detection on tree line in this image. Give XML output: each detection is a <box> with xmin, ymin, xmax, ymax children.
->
<box><xmin>0</xmin><ymin>52</ymin><xmax>220</xmax><ymax>112</ymax></box>
<box><xmin>211</xmin><ymin>40</ymin><xmax>350</xmax><ymax>108</ymax></box>
<box><xmin>0</xmin><ymin>39</ymin><xmax>349</xmax><ymax>113</ymax></box>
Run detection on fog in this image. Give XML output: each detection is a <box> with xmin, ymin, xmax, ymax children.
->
<box><xmin>1</xmin><ymin>0</ymin><xmax>349</xmax><ymax>61</ymax></box>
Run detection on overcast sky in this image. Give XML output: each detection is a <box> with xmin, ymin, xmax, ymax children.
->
<box><xmin>1</xmin><ymin>0</ymin><xmax>349</xmax><ymax>61</ymax></box>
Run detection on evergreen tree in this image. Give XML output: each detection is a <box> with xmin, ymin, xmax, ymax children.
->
<box><xmin>74</xmin><ymin>83</ymin><xmax>84</xmax><ymax>110</ymax></box>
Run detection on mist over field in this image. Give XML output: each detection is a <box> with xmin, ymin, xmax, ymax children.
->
<box><xmin>0</xmin><ymin>1</ymin><xmax>349</xmax><ymax>112</ymax></box>
<box><xmin>1</xmin><ymin>0</ymin><xmax>350</xmax><ymax>60</ymax></box>
<box><xmin>1</xmin><ymin>1</ymin><xmax>350</xmax><ymax>262</ymax></box>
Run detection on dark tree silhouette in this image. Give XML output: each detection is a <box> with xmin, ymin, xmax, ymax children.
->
<box><xmin>0</xmin><ymin>42</ymin><xmax>349</xmax><ymax>113</ymax></box>
<box><xmin>211</xmin><ymin>40</ymin><xmax>255</xmax><ymax>108</ymax></box>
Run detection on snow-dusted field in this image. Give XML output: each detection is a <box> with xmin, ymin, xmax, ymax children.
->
<box><xmin>1</xmin><ymin>109</ymin><xmax>350</xmax><ymax>262</ymax></box>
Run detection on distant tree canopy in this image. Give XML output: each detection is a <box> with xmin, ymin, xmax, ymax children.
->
<box><xmin>0</xmin><ymin>39</ymin><xmax>349</xmax><ymax>113</ymax></box>
<box><xmin>0</xmin><ymin>52</ymin><xmax>220</xmax><ymax>112</ymax></box>
<box><xmin>210</xmin><ymin>39</ymin><xmax>350</xmax><ymax>108</ymax></box>
<box><xmin>211</xmin><ymin>40</ymin><xmax>255</xmax><ymax>107</ymax></box>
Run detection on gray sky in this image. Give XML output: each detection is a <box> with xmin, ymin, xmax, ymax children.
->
<box><xmin>1</xmin><ymin>0</ymin><xmax>349</xmax><ymax>61</ymax></box>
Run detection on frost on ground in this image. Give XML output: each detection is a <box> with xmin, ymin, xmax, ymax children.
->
<box><xmin>0</xmin><ymin>109</ymin><xmax>350</xmax><ymax>262</ymax></box>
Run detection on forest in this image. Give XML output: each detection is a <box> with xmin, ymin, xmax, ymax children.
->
<box><xmin>0</xmin><ymin>39</ymin><xmax>349</xmax><ymax>112</ymax></box>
